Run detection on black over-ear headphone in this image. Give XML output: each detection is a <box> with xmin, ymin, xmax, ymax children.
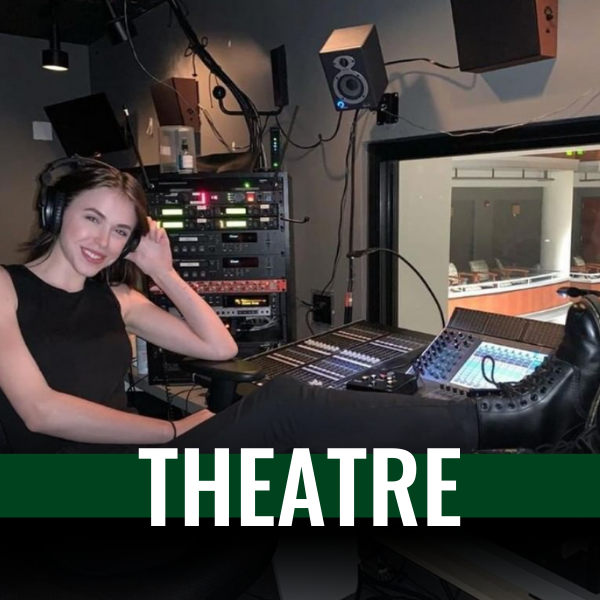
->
<box><xmin>37</xmin><ymin>155</ymin><xmax>141</xmax><ymax>258</ymax></box>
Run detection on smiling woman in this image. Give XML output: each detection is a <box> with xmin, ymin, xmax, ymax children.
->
<box><xmin>37</xmin><ymin>189</ymin><xmax>138</xmax><ymax>286</ymax></box>
<box><xmin>0</xmin><ymin>158</ymin><xmax>236</xmax><ymax>453</ymax></box>
<box><xmin>22</xmin><ymin>158</ymin><xmax>148</xmax><ymax>289</ymax></box>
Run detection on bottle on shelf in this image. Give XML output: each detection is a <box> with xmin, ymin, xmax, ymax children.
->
<box><xmin>177</xmin><ymin>138</ymin><xmax>195</xmax><ymax>174</ymax></box>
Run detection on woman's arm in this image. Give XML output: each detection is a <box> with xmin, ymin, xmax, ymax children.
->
<box><xmin>118</xmin><ymin>218</ymin><xmax>238</xmax><ymax>361</ymax></box>
<box><xmin>0</xmin><ymin>268</ymin><xmax>211</xmax><ymax>445</ymax></box>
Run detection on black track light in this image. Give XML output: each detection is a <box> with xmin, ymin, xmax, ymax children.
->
<box><xmin>104</xmin><ymin>0</ymin><xmax>137</xmax><ymax>45</ymax></box>
<box><xmin>42</xmin><ymin>20</ymin><xmax>69</xmax><ymax>72</ymax></box>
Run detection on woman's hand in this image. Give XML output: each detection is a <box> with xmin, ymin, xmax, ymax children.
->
<box><xmin>125</xmin><ymin>218</ymin><xmax>173</xmax><ymax>279</ymax></box>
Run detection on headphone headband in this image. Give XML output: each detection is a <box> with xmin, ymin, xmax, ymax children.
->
<box><xmin>39</xmin><ymin>154</ymin><xmax>119</xmax><ymax>186</ymax></box>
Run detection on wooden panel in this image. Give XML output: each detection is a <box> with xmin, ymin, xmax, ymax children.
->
<box><xmin>573</xmin><ymin>281</ymin><xmax>600</xmax><ymax>293</ymax></box>
<box><xmin>448</xmin><ymin>283</ymin><xmax>571</xmax><ymax>319</ymax></box>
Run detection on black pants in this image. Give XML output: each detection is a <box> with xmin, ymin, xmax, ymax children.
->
<box><xmin>57</xmin><ymin>376</ymin><xmax>480</xmax><ymax>453</ymax></box>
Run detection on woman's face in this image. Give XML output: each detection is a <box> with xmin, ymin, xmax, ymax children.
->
<box><xmin>58</xmin><ymin>186</ymin><xmax>138</xmax><ymax>277</ymax></box>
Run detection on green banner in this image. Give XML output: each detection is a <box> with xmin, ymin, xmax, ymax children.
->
<box><xmin>0</xmin><ymin>453</ymin><xmax>599</xmax><ymax>519</ymax></box>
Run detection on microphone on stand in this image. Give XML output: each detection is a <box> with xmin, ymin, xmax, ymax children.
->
<box><xmin>557</xmin><ymin>286</ymin><xmax>600</xmax><ymax>298</ymax></box>
<box><xmin>347</xmin><ymin>247</ymin><xmax>446</xmax><ymax>329</ymax></box>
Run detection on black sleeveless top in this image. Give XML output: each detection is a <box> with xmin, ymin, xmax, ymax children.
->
<box><xmin>0</xmin><ymin>264</ymin><xmax>132</xmax><ymax>453</ymax></box>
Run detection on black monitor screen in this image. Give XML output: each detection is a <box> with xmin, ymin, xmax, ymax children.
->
<box><xmin>44</xmin><ymin>93</ymin><xmax>128</xmax><ymax>157</ymax></box>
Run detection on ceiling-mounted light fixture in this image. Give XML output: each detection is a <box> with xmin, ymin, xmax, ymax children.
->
<box><xmin>104</xmin><ymin>0</ymin><xmax>137</xmax><ymax>45</ymax></box>
<box><xmin>42</xmin><ymin>5</ymin><xmax>69</xmax><ymax>72</ymax></box>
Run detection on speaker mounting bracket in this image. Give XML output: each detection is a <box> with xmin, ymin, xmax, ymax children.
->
<box><xmin>376</xmin><ymin>93</ymin><xmax>398</xmax><ymax>126</ymax></box>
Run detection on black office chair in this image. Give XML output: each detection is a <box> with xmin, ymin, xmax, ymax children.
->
<box><xmin>3</xmin><ymin>528</ymin><xmax>279</xmax><ymax>600</ymax></box>
<box><xmin>179</xmin><ymin>357</ymin><xmax>266</xmax><ymax>413</ymax></box>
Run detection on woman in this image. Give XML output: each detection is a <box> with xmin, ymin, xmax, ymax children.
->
<box><xmin>0</xmin><ymin>161</ymin><xmax>592</xmax><ymax>454</ymax></box>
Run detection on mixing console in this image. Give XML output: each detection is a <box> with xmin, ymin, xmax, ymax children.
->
<box><xmin>241</xmin><ymin>309</ymin><xmax>565</xmax><ymax>398</ymax></box>
<box><xmin>246</xmin><ymin>321</ymin><xmax>433</xmax><ymax>389</ymax></box>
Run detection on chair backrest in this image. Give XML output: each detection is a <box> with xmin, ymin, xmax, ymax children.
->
<box><xmin>573</xmin><ymin>256</ymin><xmax>586</xmax><ymax>267</ymax></box>
<box><xmin>469</xmin><ymin>259</ymin><xmax>490</xmax><ymax>275</ymax></box>
<box><xmin>449</xmin><ymin>263</ymin><xmax>458</xmax><ymax>277</ymax></box>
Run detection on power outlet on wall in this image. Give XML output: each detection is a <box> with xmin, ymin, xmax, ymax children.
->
<box><xmin>311</xmin><ymin>290</ymin><xmax>334</xmax><ymax>325</ymax></box>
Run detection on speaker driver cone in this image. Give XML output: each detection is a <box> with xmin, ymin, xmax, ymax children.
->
<box><xmin>333</xmin><ymin>70</ymin><xmax>368</xmax><ymax>104</ymax></box>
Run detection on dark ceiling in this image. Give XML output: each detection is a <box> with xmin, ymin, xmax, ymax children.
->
<box><xmin>0</xmin><ymin>0</ymin><xmax>166</xmax><ymax>45</ymax></box>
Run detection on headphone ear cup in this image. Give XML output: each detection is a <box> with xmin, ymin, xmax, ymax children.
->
<box><xmin>49</xmin><ymin>190</ymin><xmax>66</xmax><ymax>235</ymax></box>
<box><xmin>120</xmin><ymin>231</ymin><xmax>141</xmax><ymax>259</ymax></box>
<box><xmin>38</xmin><ymin>185</ymin><xmax>64</xmax><ymax>234</ymax></box>
<box><xmin>37</xmin><ymin>186</ymin><xmax>49</xmax><ymax>230</ymax></box>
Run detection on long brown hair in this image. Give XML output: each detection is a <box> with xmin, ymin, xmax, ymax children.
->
<box><xmin>20</xmin><ymin>165</ymin><xmax>150</xmax><ymax>288</ymax></box>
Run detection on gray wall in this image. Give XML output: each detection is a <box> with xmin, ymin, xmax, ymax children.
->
<box><xmin>449</xmin><ymin>199</ymin><xmax>474</xmax><ymax>270</ymax></box>
<box><xmin>451</xmin><ymin>188</ymin><xmax>543</xmax><ymax>271</ymax></box>
<box><xmin>0</xmin><ymin>33</ymin><xmax>90</xmax><ymax>264</ymax></box>
<box><xmin>88</xmin><ymin>0</ymin><xmax>600</xmax><ymax>335</ymax></box>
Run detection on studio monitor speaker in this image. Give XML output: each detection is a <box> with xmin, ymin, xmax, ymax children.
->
<box><xmin>151</xmin><ymin>77</ymin><xmax>200</xmax><ymax>130</ymax></box>
<box><xmin>319</xmin><ymin>24</ymin><xmax>388</xmax><ymax>111</ymax></box>
<box><xmin>450</xmin><ymin>0</ymin><xmax>558</xmax><ymax>73</ymax></box>
<box><xmin>271</xmin><ymin>45</ymin><xmax>289</xmax><ymax>108</ymax></box>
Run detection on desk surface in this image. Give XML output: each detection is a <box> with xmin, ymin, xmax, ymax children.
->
<box><xmin>375</xmin><ymin>533</ymin><xmax>599</xmax><ymax>600</ymax></box>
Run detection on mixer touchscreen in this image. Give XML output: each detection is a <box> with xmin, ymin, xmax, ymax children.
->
<box><xmin>450</xmin><ymin>341</ymin><xmax>547</xmax><ymax>389</ymax></box>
